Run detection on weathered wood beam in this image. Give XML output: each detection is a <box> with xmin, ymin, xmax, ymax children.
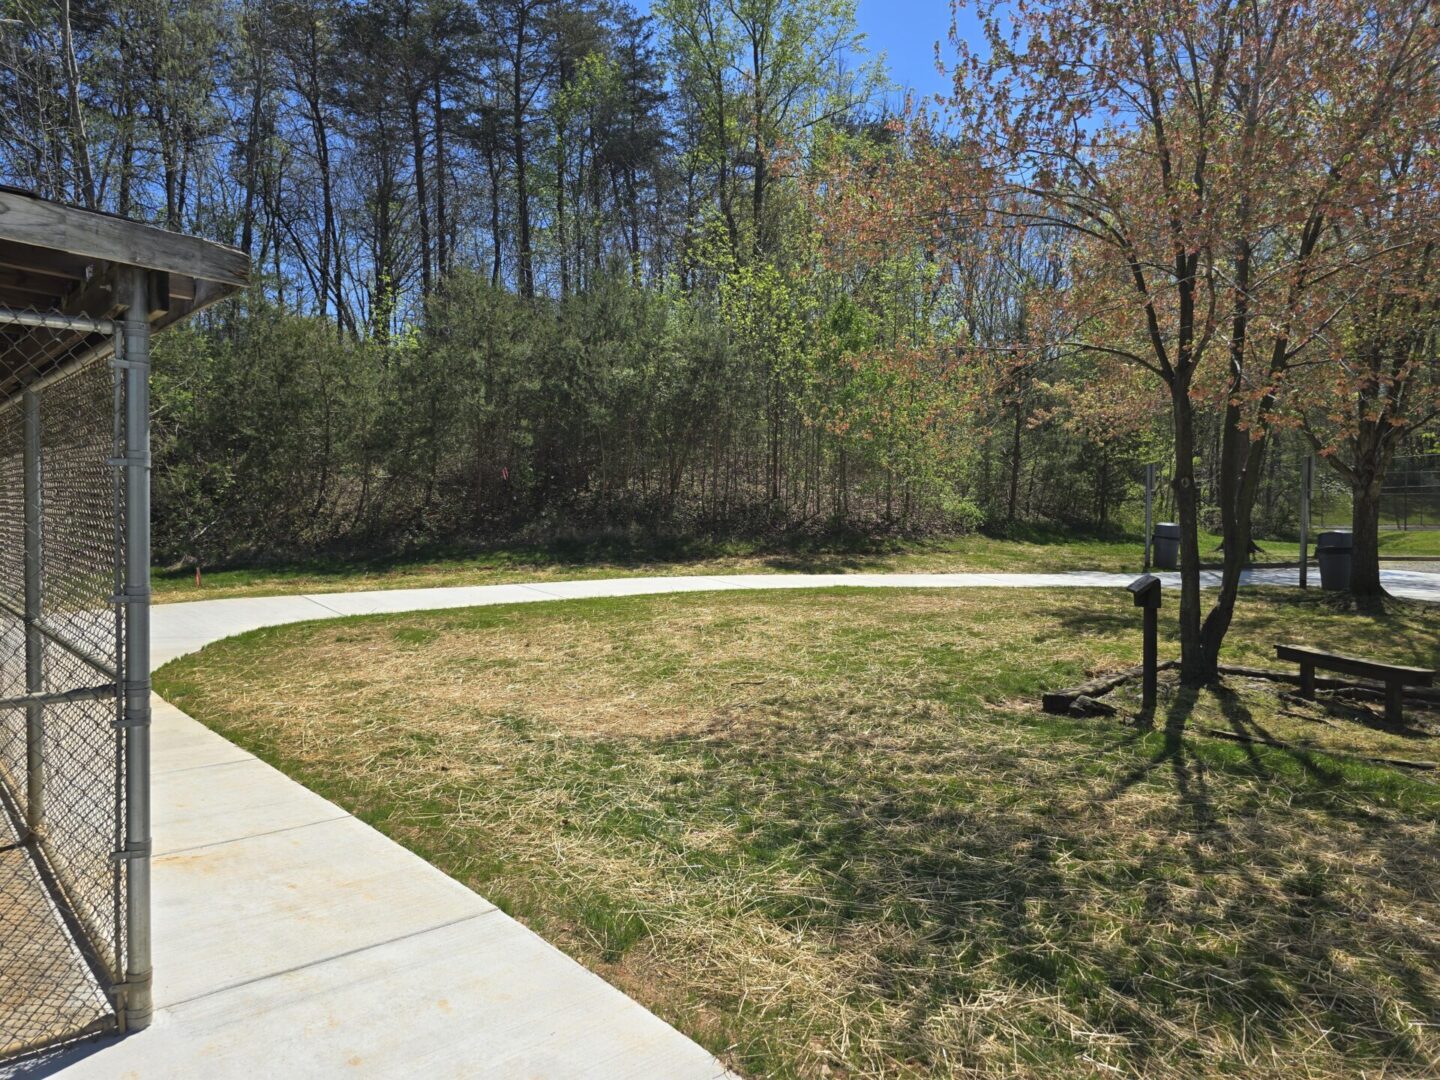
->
<box><xmin>151</xmin><ymin>276</ymin><xmax>234</xmax><ymax>334</ymax></box>
<box><xmin>1274</xmin><ymin>644</ymin><xmax>1434</xmax><ymax>683</ymax></box>
<box><xmin>166</xmin><ymin>274</ymin><xmax>197</xmax><ymax>303</ymax></box>
<box><xmin>0</xmin><ymin>188</ymin><xmax>248</xmax><ymax>287</ymax></box>
<box><xmin>59</xmin><ymin>261</ymin><xmax>121</xmax><ymax>321</ymax></box>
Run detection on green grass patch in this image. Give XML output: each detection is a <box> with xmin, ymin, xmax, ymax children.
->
<box><xmin>1377</xmin><ymin>529</ymin><xmax>1440</xmax><ymax>557</ymax></box>
<box><xmin>155</xmin><ymin>587</ymin><xmax>1440</xmax><ymax>1079</ymax></box>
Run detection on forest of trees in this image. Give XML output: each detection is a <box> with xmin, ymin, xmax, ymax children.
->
<box><xmin>1</xmin><ymin>0</ymin><xmax>1436</xmax><ymax>642</ymax></box>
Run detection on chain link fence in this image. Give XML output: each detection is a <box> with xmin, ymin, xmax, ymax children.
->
<box><xmin>1313</xmin><ymin>451</ymin><xmax>1440</xmax><ymax>532</ymax></box>
<box><xmin>0</xmin><ymin>309</ymin><xmax>131</xmax><ymax>1057</ymax></box>
<box><xmin>1380</xmin><ymin>452</ymin><xmax>1440</xmax><ymax>531</ymax></box>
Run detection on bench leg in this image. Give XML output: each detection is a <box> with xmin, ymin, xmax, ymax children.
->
<box><xmin>1385</xmin><ymin>681</ymin><xmax>1404</xmax><ymax>725</ymax></box>
<box><xmin>1299</xmin><ymin>661</ymin><xmax>1315</xmax><ymax>700</ymax></box>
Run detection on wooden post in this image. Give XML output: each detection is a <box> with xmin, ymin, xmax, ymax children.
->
<box><xmin>1127</xmin><ymin>575</ymin><xmax>1162</xmax><ymax>712</ymax></box>
<box><xmin>1299</xmin><ymin>661</ymin><xmax>1315</xmax><ymax>700</ymax></box>
<box><xmin>1385</xmin><ymin>681</ymin><xmax>1404</xmax><ymax>725</ymax></box>
<box><xmin>1143</xmin><ymin>605</ymin><xmax>1157</xmax><ymax>710</ymax></box>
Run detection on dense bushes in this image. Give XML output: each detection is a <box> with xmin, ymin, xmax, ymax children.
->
<box><xmin>156</xmin><ymin>281</ymin><xmax>1340</xmax><ymax>567</ymax></box>
<box><xmin>152</xmin><ymin>278</ymin><xmax>1156</xmax><ymax>565</ymax></box>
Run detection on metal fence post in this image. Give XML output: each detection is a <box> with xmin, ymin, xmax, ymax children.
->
<box><xmin>22</xmin><ymin>389</ymin><xmax>44</xmax><ymax>837</ymax></box>
<box><xmin>1143</xmin><ymin>463</ymin><xmax>1155</xmax><ymax>571</ymax></box>
<box><xmin>1299</xmin><ymin>456</ymin><xmax>1312</xmax><ymax>589</ymax></box>
<box><xmin>120</xmin><ymin>270</ymin><xmax>153</xmax><ymax>1030</ymax></box>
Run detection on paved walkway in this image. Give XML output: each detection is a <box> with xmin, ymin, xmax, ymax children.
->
<box><xmin>8</xmin><ymin>696</ymin><xmax>736</xmax><ymax>1080</ymax></box>
<box><xmin>150</xmin><ymin>567</ymin><xmax>1440</xmax><ymax>666</ymax></box>
<box><xmin>15</xmin><ymin>567</ymin><xmax>1438</xmax><ymax>1078</ymax></box>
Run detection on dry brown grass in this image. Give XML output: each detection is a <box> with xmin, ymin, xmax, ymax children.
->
<box><xmin>156</xmin><ymin>587</ymin><xmax>1440</xmax><ymax>1079</ymax></box>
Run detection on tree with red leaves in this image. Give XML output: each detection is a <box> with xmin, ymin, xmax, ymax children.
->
<box><xmin>931</xmin><ymin>0</ymin><xmax>1440</xmax><ymax>681</ymax></box>
<box><xmin>1284</xmin><ymin>151</ymin><xmax>1440</xmax><ymax>596</ymax></box>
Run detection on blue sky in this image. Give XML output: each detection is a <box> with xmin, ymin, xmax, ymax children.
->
<box><xmin>634</xmin><ymin>0</ymin><xmax>988</xmax><ymax>107</ymax></box>
<box><xmin>858</xmin><ymin>0</ymin><xmax>984</xmax><ymax>105</ymax></box>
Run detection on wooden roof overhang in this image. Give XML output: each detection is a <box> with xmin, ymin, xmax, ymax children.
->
<box><xmin>0</xmin><ymin>186</ymin><xmax>250</xmax><ymax>395</ymax></box>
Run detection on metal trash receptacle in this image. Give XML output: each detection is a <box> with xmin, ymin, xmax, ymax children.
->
<box><xmin>1316</xmin><ymin>530</ymin><xmax>1353</xmax><ymax>591</ymax></box>
<box><xmin>1151</xmin><ymin>522</ymin><xmax>1181</xmax><ymax>570</ymax></box>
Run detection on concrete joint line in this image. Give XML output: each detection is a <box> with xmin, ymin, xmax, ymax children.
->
<box><xmin>155</xmin><ymin>814</ymin><xmax>354</xmax><ymax>859</ymax></box>
<box><xmin>159</xmin><ymin>909</ymin><xmax>502</xmax><ymax>1013</ymax></box>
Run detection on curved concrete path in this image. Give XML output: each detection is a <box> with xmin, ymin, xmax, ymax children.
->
<box><xmin>21</xmin><ymin>567</ymin><xmax>1437</xmax><ymax>1079</ymax></box>
<box><xmin>151</xmin><ymin>566</ymin><xmax>1440</xmax><ymax>666</ymax></box>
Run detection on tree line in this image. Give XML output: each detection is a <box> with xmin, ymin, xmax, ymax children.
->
<box><xmin>0</xmin><ymin>0</ymin><xmax>1140</xmax><ymax>561</ymax></box>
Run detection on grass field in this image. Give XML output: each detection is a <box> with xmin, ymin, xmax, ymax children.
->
<box><xmin>1376</xmin><ymin>529</ymin><xmax>1440</xmax><ymax>557</ymax></box>
<box><xmin>155</xmin><ymin>586</ymin><xmax>1440</xmax><ymax>1079</ymax></box>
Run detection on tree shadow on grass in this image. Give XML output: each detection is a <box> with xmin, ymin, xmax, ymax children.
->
<box><xmin>1312</xmin><ymin>691</ymin><xmax>1437</xmax><ymax>739</ymax></box>
<box><xmin>650</xmin><ymin>690</ymin><xmax>1440</xmax><ymax>1075</ymax></box>
<box><xmin>1048</xmin><ymin>587</ymin><xmax>1439</xmax><ymax>672</ymax></box>
<box><xmin>1216</xmin><ymin>589</ymin><xmax>1439</xmax><ymax>668</ymax></box>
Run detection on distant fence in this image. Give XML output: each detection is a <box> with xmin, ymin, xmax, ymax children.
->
<box><xmin>1314</xmin><ymin>452</ymin><xmax>1440</xmax><ymax>531</ymax></box>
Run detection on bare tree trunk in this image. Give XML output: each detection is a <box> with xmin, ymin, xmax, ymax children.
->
<box><xmin>1007</xmin><ymin>399</ymin><xmax>1022</xmax><ymax>523</ymax></box>
<box><xmin>297</xmin><ymin>34</ymin><xmax>340</xmax><ymax>329</ymax></box>
<box><xmin>238</xmin><ymin>45</ymin><xmax>270</xmax><ymax>256</ymax></box>
<box><xmin>1351</xmin><ymin>467</ymin><xmax>1387</xmax><ymax>596</ymax></box>
<box><xmin>511</xmin><ymin>9</ymin><xmax>535</xmax><ymax>300</ymax></box>
<box><xmin>624</xmin><ymin>167</ymin><xmax>642</xmax><ymax>283</ymax></box>
<box><xmin>432</xmin><ymin>74</ymin><xmax>449</xmax><ymax>277</ymax></box>
<box><xmin>485</xmin><ymin>134</ymin><xmax>503</xmax><ymax>286</ymax></box>
<box><xmin>1202</xmin><ymin>428</ymin><xmax>1267</xmax><ymax>674</ymax></box>
<box><xmin>555</xmin><ymin>125</ymin><xmax>569</xmax><ymax>298</ymax></box>
<box><xmin>1342</xmin><ymin>412</ymin><xmax>1396</xmax><ymax>597</ymax></box>
<box><xmin>1171</xmin><ymin>382</ymin><xmax>1207</xmax><ymax>684</ymax></box>
<box><xmin>116</xmin><ymin>36</ymin><xmax>136</xmax><ymax>217</ymax></box>
<box><xmin>59</xmin><ymin>0</ymin><xmax>96</xmax><ymax>208</ymax></box>
<box><xmin>409</xmin><ymin>94</ymin><xmax>432</xmax><ymax>296</ymax></box>
<box><xmin>1097</xmin><ymin>445</ymin><xmax>1109</xmax><ymax>529</ymax></box>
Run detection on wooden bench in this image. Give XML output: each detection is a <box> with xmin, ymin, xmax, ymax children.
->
<box><xmin>1275</xmin><ymin>644</ymin><xmax>1436</xmax><ymax>724</ymax></box>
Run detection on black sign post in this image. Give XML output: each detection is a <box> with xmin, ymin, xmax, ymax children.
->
<box><xmin>1127</xmin><ymin>574</ymin><xmax>1162</xmax><ymax>711</ymax></box>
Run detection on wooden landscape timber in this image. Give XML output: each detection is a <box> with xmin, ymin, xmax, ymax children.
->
<box><xmin>1042</xmin><ymin>661</ymin><xmax>1180</xmax><ymax>714</ymax></box>
<box><xmin>1044</xmin><ymin>660</ymin><xmax>1440</xmax><ymax>716</ymax></box>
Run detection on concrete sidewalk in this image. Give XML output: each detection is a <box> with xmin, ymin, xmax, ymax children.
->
<box><xmin>13</xmin><ymin>567</ymin><xmax>1437</xmax><ymax>1078</ymax></box>
<box><xmin>8</xmin><ymin>694</ymin><xmax>734</xmax><ymax>1079</ymax></box>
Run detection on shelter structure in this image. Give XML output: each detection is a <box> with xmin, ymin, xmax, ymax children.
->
<box><xmin>0</xmin><ymin>187</ymin><xmax>247</xmax><ymax>1057</ymax></box>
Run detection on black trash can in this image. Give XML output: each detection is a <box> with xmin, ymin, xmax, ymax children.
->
<box><xmin>1151</xmin><ymin>522</ymin><xmax>1181</xmax><ymax>570</ymax></box>
<box><xmin>1316</xmin><ymin>530</ymin><xmax>1352</xmax><ymax>591</ymax></box>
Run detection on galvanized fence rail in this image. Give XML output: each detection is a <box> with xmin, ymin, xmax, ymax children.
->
<box><xmin>0</xmin><ymin>295</ymin><xmax>150</xmax><ymax>1058</ymax></box>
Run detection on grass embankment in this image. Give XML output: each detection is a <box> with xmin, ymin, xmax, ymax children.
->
<box><xmin>1377</xmin><ymin>529</ymin><xmax>1440</xmax><ymax>558</ymax></box>
<box><xmin>152</xmin><ymin>528</ymin><xmax>1194</xmax><ymax>602</ymax></box>
<box><xmin>156</xmin><ymin>586</ymin><xmax>1440</xmax><ymax>1079</ymax></box>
